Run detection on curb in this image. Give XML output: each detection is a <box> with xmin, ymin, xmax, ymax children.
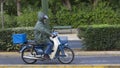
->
<box><xmin>75</xmin><ymin>51</ymin><xmax>120</xmax><ymax>56</ymax></box>
<box><xmin>1</xmin><ymin>51</ymin><xmax>120</xmax><ymax>56</ymax></box>
<box><xmin>0</xmin><ymin>65</ymin><xmax>120</xmax><ymax>68</ymax></box>
<box><xmin>72</xmin><ymin>49</ymin><xmax>120</xmax><ymax>56</ymax></box>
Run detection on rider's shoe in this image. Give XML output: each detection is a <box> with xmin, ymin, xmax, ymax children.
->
<box><xmin>36</xmin><ymin>55</ymin><xmax>41</xmax><ymax>58</ymax></box>
<box><xmin>44</xmin><ymin>54</ymin><xmax>50</xmax><ymax>60</ymax></box>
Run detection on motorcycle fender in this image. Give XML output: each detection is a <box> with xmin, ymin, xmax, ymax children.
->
<box><xmin>59</xmin><ymin>46</ymin><xmax>70</xmax><ymax>56</ymax></box>
<box><xmin>19</xmin><ymin>45</ymin><xmax>31</xmax><ymax>53</ymax></box>
<box><xmin>59</xmin><ymin>46</ymin><xmax>66</xmax><ymax>55</ymax></box>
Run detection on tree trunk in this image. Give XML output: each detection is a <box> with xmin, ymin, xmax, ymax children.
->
<box><xmin>92</xmin><ymin>0</ymin><xmax>99</xmax><ymax>9</ymax></box>
<box><xmin>62</xmin><ymin>0</ymin><xmax>71</xmax><ymax>10</ymax></box>
<box><xmin>16</xmin><ymin>0</ymin><xmax>21</xmax><ymax>16</ymax></box>
<box><xmin>0</xmin><ymin>0</ymin><xmax>4</xmax><ymax>29</ymax></box>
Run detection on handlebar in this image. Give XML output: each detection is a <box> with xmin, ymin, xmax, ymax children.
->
<box><xmin>52</xmin><ymin>32</ymin><xmax>58</xmax><ymax>38</ymax></box>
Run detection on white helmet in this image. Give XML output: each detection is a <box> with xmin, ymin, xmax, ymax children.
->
<box><xmin>44</xmin><ymin>15</ymin><xmax>49</xmax><ymax>19</ymax></box>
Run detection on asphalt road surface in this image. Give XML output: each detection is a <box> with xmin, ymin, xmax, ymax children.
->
<box><xmin>0</xmin><ymin>54</ymin><xmax>120</xmax><ymax>65</ymax></box>
<box><xmin>0</xmin><ymin>40</ymin><xmax>120</xmax><ymax>65</ymax></box>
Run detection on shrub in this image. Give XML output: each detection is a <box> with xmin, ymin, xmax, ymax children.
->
<box><xmin>17</xmin><ymin>9</ymin><xmax>38</xmax><ymax>27</ymax></box>
<box><xmin>73</xmin><ymin>2</ymin><xmax>120</xmax><ymax>27</ymax></box>
<box><xmin>78</xmin><ymin>24</ymin><xmax>120</xmax><ymax>51</ymax></box>
<box><xmin>0</xmin><ymin>27</ymin><xmax>34</xmax><ymax>51</ymax></box>
<box><xmin>49</xmin><ymin>2</ymin><xmax>120</xmax><ymax>28</ymax></box>
<box><xmin>0</xmin><ymin>14</ymin><xmax>18</xmax><ymax>28</ymax></box>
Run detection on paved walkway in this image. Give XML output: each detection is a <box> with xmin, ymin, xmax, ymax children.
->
<box><xmin>59</xmin><ymin>34</ymin><xmax>80</xmax><ymax>41</ymax></box>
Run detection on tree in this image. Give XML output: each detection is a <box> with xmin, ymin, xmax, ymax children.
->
<box><xmin>0</xmin><ymin>0</ymin><xmax>5</xmax><ymax>29</ymax></box>
<box><xmin>62</xmin><ymin>0</ymin><xmax>71</xmax><ymax>10</ymax></box>
<box><xmin>89</xmin><ymin>0</ymin><xmax>99</xmax><ymax>9</ymax></box>
<box><xmin>16</xmin><ymin>0</ymin><xmax>21</xmax><ymax>16</ymax></box>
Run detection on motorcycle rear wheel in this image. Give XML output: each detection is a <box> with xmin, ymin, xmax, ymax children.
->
<box><xmin>21</xmin><ymin>48</ymin><xmax>37</xmax><ymax>64</ymax></box>
<box><xmin>58</xmin><ymin>47</ymin><xmax>74</xmax><ymax>64</ymax></box>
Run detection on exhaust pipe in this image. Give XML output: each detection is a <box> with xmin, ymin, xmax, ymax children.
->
<box><xmin>23</xmin><ymin>56</ymin><xmax>39</xmax><ymax>59</ymax></box>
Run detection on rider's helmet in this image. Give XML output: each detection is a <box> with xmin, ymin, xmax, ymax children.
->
<box><xmin>43</xmin><ymin>15</ymin><xmax>49</xmax><ymax>19</ymax></box>
<box><xmin>38</xmin><ymin>12</ymin><xmax>48</xmax><ymax>21</ymax></box>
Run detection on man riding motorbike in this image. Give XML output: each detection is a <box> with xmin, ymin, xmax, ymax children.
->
<box><xmin>34</xmin><ymin>11</ymin><xmax>53</xmax><ymax>60</ymax></box>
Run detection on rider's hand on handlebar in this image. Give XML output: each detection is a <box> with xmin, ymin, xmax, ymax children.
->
<box><xmin>51</xmin><ymin>34</ymin><xmax>56</xmax><ymax>38</ymax></box>
<box><xmin>51</xmin><ymin>32</ymin><xmax>58</xmax><ymax>38</ymax></box>
<box><xmin>51</xmin><ymin>34</ymin><xmax>54</xmax><ymax>37</ymax></box>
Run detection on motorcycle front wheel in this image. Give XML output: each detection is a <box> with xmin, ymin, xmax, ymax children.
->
<box><xmin>58</xmin><ymin>47</ymin><xmax>74</xmax><ymax>64</ymax></box>
<box><xmin>21</xmin><ymin>48</ymin><xmax>37</xmax><ymax>64</ymax></box>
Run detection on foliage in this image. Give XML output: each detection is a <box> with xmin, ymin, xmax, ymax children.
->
<box><xmin>72</xmin><ymin>2</ymin><xmax>120</xmax><ymax>27</ymax></box>
<box><xmin>4</xmin><ymin>0</ymin><xmax>17</xmax><ymax>15</ymax></box>
<box><xmin>16</xmin><ymin>9</ymin><xmax>38</xmax><ymax>27</ymax></box>
<box><xmin>49</xmin><ymin>1</ymin><xmax>120</xmax><ymax>28</ymax></box>
<box><xmin>0</xmin><ymin>0</ymin><xmax>120</xmax><ymax>28</ymax></box>
<box><xmin>78</xmin><ymin>25</ymin><xmax>120</xmax><ymax>51</ymax></box>
<box><xmin>0</xmin><ymin>27</ymin><xmax>34</xmax><ymax>51</ymax></box>
<box><xmin>49</xmin><ymin>7</ymin><xmax>72</xmax><ymax>26</ymax></box>
<box><xmin>0</xmin><ymin>0</ymin><xmax>120</xmax><ymax>51</ymax></box>
<box><xmin>4</xmin><ymin>14</ymin><xmax>18</xmax><ymax>28</ymax></box>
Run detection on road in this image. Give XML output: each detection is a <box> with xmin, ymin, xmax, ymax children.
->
<box><xmin>0</xmin><ymin>38</ymin><xmax>120</xmax><ymax>65</ymax></box>
<box><xmin>0</xmin><ymin>54</ymin><xmax>120</xmax><ymax>65</ymax></box>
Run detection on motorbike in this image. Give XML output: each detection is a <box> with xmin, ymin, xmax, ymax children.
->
<box><xmin>14</xmin><ymin>32</ymin><xmax>74</xmax><ymax>64</ymax></box>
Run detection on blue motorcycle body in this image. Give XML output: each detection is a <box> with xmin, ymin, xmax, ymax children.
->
<box><xmin>19</xmin><ymin>32</ymin><xmax>74</xmax><ymax>64</ymax></box>
<box><xmin>20</xmin><ymin>36</ymin><xmax>69</xmax><ymax>59</ymax></box>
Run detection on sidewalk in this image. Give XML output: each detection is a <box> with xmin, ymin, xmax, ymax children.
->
<box><xmin>1</xmin><ymin>51</ymin><xmax>120</xmax><ymax>56</ymax></box>
<box><xmin>59</xmin><ymin>33</ymin><xmax>80</xmax><ymax>41</ymax></box>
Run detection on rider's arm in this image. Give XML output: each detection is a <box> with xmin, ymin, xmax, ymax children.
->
<box><xmin>40</xmin><ymin>26</ymin><xmax>52</xmax><ymax>36</ymax></box>
<box><xmin>34</xmin><ymin>22</ymin><xmax>52</xmax><ymax>36</ymax></box>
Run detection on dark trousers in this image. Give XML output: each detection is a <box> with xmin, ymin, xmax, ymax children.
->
<box><xmin>44</xmin><ymin>41</ymin><xmax>53</xmax><ymax>54</ymax></box>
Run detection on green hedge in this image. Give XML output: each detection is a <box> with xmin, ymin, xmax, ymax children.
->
<box><xmin>0</xmin><ymin>27</ymin><xmax>34</xmax><ymax>51</ymax></box>
<box><xmin>78</xmin><ymin>25</ymin><xmax>120</xmax><ymax>51</ymax></box>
